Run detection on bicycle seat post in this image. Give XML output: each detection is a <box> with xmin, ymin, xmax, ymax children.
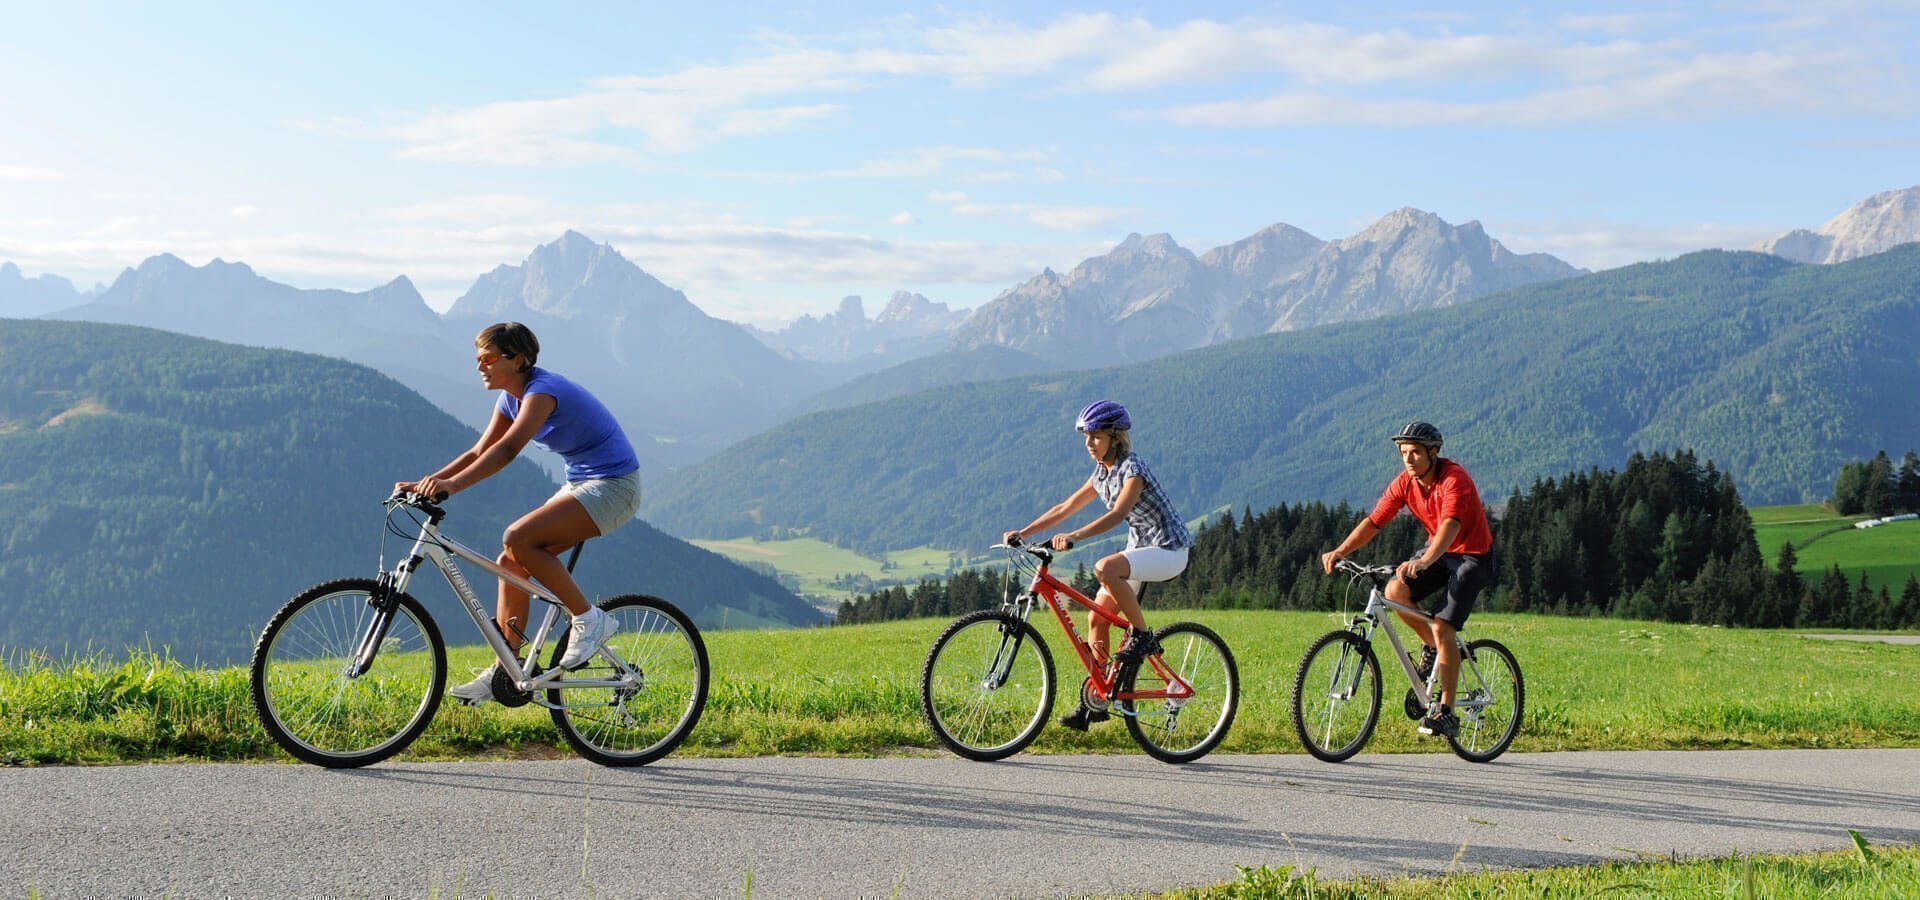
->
<box><xmin>564</xmin><ymin>543</ymin><xmax>585</xmax><ymax>574</ymax></box>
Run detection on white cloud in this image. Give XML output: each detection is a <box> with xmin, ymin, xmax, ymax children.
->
<box><xmin>229</xmin><ymin>205</ymin><xmax>259</xmax><ymax>220</ymax></box>
<box><xmin>889</xmin><ymin>211</ymin><xmax>919</xmax><ymax>225</ymax></box>
<box><xmin>0</xmin><ymin>165</ymin><xmax>63</xmax><ymax>182</ymax></box>
<box><xmin>929</xmin><ymin>191</ymin><xmax>1131</xmax><ymax>232</ymax></box>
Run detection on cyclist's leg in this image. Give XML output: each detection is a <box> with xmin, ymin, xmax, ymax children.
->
<box><xmin>1094</xmin><ymin>552</ymin><xmax>1146</xmax><ymax>635</ymax></box>
<box><xmin>1426</xmin><ymin>554</ymin><xmax>1490</xmax><ymax>706</ymax></box>
<box><xmin>502</xmin><ymin>494</ymin><xmax>601</xmax><ymax>617</ymax></box>
<box><xmin>1385</xmin><ymin>569</ymin><xmax>1439</xmax><ymax>657</ymax></box>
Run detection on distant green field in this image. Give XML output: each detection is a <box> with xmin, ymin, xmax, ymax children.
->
<box><xmin>1753</xmin><ymin>505</ymin><xmax>1920</xmax><ymax>592</ymax></box>
<box><xmin>691</xmin><ymin>536</ymin><xmax>989</xmax><ymax>603</ymax></box>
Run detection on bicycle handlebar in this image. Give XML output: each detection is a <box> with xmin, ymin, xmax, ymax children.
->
<box><xmin>384</xmin><ymin>489</ymin><xmax>447</xmax><ymax>523</ymax></box>
<box><xmin>1334</xmin><ymin>558</ymin><xmax>1396</xmax><ymax>581</ymax></box>
<box><xmin>997</xmin><ymin>535</ymin><xmax>1069</xmax><ymax>563</ymax></box>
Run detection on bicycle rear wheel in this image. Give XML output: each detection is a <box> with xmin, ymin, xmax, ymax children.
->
<box><xmin>250</xmin><ymin>578</ymin><xmax>446</xmax><ymax>768</ymax></box>
<box><xmin>547</xmin><ymin>595</ymin><xmax>709</xmax><ymax>766</ymax></box>
<box><xmin>1115</xmin><ymin>622</ymin><xmax>1238</xmax><ymax>763</ymax></box>
<box><xmin>1447</xmin><ymin>638</ymin><xmax>1523</xmax><ymax>763</ymax></box>
<box><xmin>921</xmin><ymin>610</ymin><xmax>1055</xmax><ymax>761</ymax></box>
<box><xmin>1290</xmin><ymin>630</ymin><xmax>1381</xmax><ymax>763</ymax></box>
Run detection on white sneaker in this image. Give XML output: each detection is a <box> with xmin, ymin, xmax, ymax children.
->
<box><xmin>558</xmin><ymin>607</ymin><xmax>618</xmax><ymax>669</ymax></box>
<box><xmin>449</xmin><ymin>664</ymin><xmax>499</xmax><ymax>706</ymax></box>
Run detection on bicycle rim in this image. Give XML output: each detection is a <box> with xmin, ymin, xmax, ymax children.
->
<box><xmin>1448</xmin><ymin>638</ymin><xmax>1523</xmax><ymax>763</ymax></box>
<box><xmin>548</xmin><ymin>595</ymin><xmax>709</xmax><ymax>766</ymax></box>
<box><xmin>920</xmin><ymin>611</ymin><xmax>1054</xmax><ymax>761</ymax></box>
<box><xmin>251</xmin><ymin>579</ymin><xmax>445</xmax><ymax>768</ymax></box>
<box><xmin>1290</xmin><ymin>630</ymin><xmax>1381</xmax><ymax>763</ymax></box>
<box><xmin>1118</xmin><ymin>622</ymin><xmax>1239</xmax><ymax>764</ymax></box>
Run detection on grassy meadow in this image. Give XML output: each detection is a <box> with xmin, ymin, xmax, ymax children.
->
<box><xmin>1752</xmin><ymin>503</ymin><xmax>1920</xmax><ymax>593</ymax></box>
<box><xmin>4</xmin><ymin>609</ymin><xmax>1918</xmax><ymax>765</ymax></box>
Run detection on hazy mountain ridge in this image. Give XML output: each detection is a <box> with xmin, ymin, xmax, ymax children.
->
<box><xmin>0</xmin><ymin>319</ymin><xmax>822</xmax><ymax>663</ymax></box>
<box><xmin>647</xmin><ymin>246</ymin><xmax>1920</xmax><ymax>553</ymax></box>
<box><xmin>749</xmin><ymin>291</ymin><xmax>966</xmax><ymax>368</ymax></box>
<box><xmin>0</xmin><ymin>262</ymin><xmax>92</xmax><ymax>318</ymax></box>
<box><xmin>1753</xmin><ymin>185</ymin><xmax>1920</xmax><ymax>263</ymax></box>
<box><xmin>439</xmin><ymin>231</ymin><xmax>830</xmax><ymax>466</ymax></box>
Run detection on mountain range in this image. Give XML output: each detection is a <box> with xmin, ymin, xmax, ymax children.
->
<box><xmin>7</xmin><ymin>185</ymin><xmax>1919</xmax><ymax>483</ymax></box>
<box><xmin>644</xmin><ymin>246</ymin><xmax>1920</xmax><ymax>553</ymax></box>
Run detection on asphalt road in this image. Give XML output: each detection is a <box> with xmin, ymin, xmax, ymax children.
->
<box><xmin>5</xmin><ymin>749</ymin><xmax>1917</xmax><ymax>898</ymax></box>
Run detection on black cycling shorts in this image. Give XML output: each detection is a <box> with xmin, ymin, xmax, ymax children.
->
<box><xmin>1400</xmin><ymin>552</ymin><xmax>1493</xmax><ymax>628</ymax></box>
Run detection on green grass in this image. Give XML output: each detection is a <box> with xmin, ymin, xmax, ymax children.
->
<box><xmin>1160</xmin><ymin>834</ymin><xmax>1920</xmax><ymax>898</ymax></box>
<box><xmin>6</xmin><ymin>609</ymin><xmax>1920</xmax><ymax>765</ymax></box>
<box><xmin>1752</xmin><ymin>504</ymin><xmax>1920</xmax><ymax>592</ymax></box>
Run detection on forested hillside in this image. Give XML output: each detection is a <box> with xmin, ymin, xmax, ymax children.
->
<box><xmin>650</xmin><ymin>247</ymin><xmax>1920</xmax><ymax>553</ymax></box>
<box><xmin>0</xmin><ymin>320</ymin><xmax>821</xmax><ymax>665</ymax></box>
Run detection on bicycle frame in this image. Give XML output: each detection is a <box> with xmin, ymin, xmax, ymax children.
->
<box><xmin>354</xmin><ymin>497</ymin><xmax>635</xmax><ymax>706</ymax></box>
<box><xmin>1001</xmin><ymin>545</ymin><xmax>1194</xmax><ymax>710</ymax></box>
<box><xmin>1336</xmin><ymin>562</ymin><xmax>1494</xmax><ymax>714</ymax></box>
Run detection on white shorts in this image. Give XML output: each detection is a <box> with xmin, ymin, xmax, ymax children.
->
<box><xmin>1118</xmin><ymin>545</ymin><xmax>1189</xmax><ymax>595</ymax></box>
<box><xmin>554</xmin><ymin>471</ymin><xmax>643</xmax><ymax>536</ymax></box>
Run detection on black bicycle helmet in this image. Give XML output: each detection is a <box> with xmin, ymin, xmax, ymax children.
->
<box><xmin>1390</xmin><ymin>421</ymin><xmax>1443</xmax><ymax>449</ymax></box>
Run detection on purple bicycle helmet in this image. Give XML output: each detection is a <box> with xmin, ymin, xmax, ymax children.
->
<box><xmin>1076</xmin><ymin>400</ymin><xmax>1131</xmax><ymax>433</ymax></box>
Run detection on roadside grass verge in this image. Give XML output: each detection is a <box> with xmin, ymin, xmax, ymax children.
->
<box><xmin>5</xmin><ymin>610</ymin><xmax>1919</xmax><ymax>765</ymax></box>
<box><xmin>1159</xmin><ymin>833</ymin><xmax>1920</xmax><ymax>898</ymax></box>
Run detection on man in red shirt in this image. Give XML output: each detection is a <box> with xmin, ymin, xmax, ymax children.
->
<box><xmin>1320</xmin><ymin>421</ymin><xmax>1494</xmax><ymax>739</ymax></box>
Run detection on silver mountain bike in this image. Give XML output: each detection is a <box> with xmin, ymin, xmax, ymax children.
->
<box><xmin>249</xmin><ymin>490</ymin><xmax>709</xmax><ymax>768</ymax></box>
<box><xmin>1290</xmin><ymin>559</ymin><xmax>1523</xmax><ymax>763</ymax></box>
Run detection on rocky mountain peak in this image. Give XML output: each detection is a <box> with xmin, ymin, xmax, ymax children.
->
<box><xmin>834</xmin><ymin>295</ymin><xmax>866</xmax><ymax>322</ymax></box>
<box><xmin>447</xmin><ymin>232</ymin><xmax>691</xmax><ymax>321</ymax></box>
<box><xmin>1754</xmin><ymin>185</ymin><xmax>1920</xmax><ymax>264</ymax></box>
<box><xmin>875</xmin><ymin>291</ymin><xmax>951</xmax><ymax>324</ymax></box>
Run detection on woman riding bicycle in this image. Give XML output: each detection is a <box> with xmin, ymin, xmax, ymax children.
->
<box><xmin>397</xmin><ymin>321</ymin><xmax>643</xmax><ymax>705</ymax></box>
<box><xmin>1003</xmin><ymin>400</ymin><xmax>1193</xmax><ymax>731</ymax></box>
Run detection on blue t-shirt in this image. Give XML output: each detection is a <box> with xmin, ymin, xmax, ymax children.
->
<box><xmin>1091</xmin><ymin>452</ymin><xmax>1192</xmax><ymax>550</ymax></box>
<box><xmin>494</xmin><ymin>367</ymin><xmax>640</xmax><ymax>482</ymax></box>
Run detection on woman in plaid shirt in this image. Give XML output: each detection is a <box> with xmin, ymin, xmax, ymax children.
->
<box><xmin>1004</xmin><ymin>400</ymin><xmax>1193</xmax><ymax>731</ymax></box>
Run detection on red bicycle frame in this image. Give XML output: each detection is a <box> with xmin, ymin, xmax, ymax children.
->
<box><xmin>1017</xmin><ymin>549</ymin><xmax>1195</xmax><ymax>706</ymax></box>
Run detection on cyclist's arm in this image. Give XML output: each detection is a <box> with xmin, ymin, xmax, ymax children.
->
<box><xmin>1322</xmin><ymin>518</ymin><xmax>1382</xmax><ymax>573</ymax></box>
<box><xmin>1007</xmin><ymin>480</ymin><xmax>1099</xmax><ymax>543</ymax></box>
<box><xmin>1399</xmin><ymin>517</ymin><xmax>1461</xmax><ymax>580</ymax></box>
<box><xmin>413</xmin><ymin>395</ymin><xmax>554</xmax><ymax>498</ymax></box>
<box><xmin>1060</xmin><ymin>474</ymin><xmax>1143</xmax><ymax>544</ymax></box>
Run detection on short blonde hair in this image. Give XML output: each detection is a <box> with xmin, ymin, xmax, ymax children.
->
<box><xmin>1102</xmin><ymin>428</ymin><xmax>1131</xmax><ymax>463</ymax></box>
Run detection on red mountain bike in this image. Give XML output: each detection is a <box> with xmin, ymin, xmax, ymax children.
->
<box><xmin>919</xmin><ymin>538</ymin><xmax>1238</xmax><ymax>763</ymax></box>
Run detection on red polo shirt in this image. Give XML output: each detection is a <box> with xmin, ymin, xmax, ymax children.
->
<box><xmin>1366</xmin><ymin>458</ymin><xmax>1493</xmax><ymax>555</ymax></box>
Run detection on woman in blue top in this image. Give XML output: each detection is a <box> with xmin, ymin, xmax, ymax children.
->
<box><xmin>1004</xmin><ymin>400</ymin><xmax>1193</xmax><ymax>730</ymax></box>
<box><xmin>397</xmin><ymin>322</ymin><xmax>643</xmax><ymax>705</ymax></box>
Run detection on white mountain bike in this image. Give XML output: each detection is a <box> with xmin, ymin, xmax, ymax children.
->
<box><xmin>249</xmin><ymin>490</ymin><xmax>709</xmax><ymax>768</ymax></box>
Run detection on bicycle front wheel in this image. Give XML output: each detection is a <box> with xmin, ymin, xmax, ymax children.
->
<box><xmin>250</xmin><ymin>578</ymin><xmax>446</xmax><ymax>768</ymax></box>
<box><xmin>1448</xmin><ymin>638</ymin><xmax>1524</xmax><ymax>763</ymax></box>
<box><xmin>921</xmin><ymin>610</ymin><xmax>1055</xmax><ymax>761</ymax></box>
<box><xmin>547</xmin><ymin>595</ymin><xmax>710</xmax><ymax>767</ymax></box>
<box><xmin>1117</xmin><ymin>622</ymin><xmax>1239</xmax><ymax>764</ymax></box>
<box><xmin>1290</xmin><ymin>630</ymin><xmax>1381</xmax><ymax>763</ymax></box>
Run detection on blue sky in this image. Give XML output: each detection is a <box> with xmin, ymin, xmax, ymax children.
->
<box><xmin>3</xmin><ymin>2</ymin><xmax>1917</xmax><ymax>324</ymax></box>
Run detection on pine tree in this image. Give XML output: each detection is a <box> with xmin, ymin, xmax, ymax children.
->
<box><xmin>1898</xmin><ymin>451</ymin><xmax>1920</xmax><ymax>513</ymax></box>
<box><xmin>1864</xmin><ymin>451</ymin><xmax>1897</xmax><ymax>516</ymax></box>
